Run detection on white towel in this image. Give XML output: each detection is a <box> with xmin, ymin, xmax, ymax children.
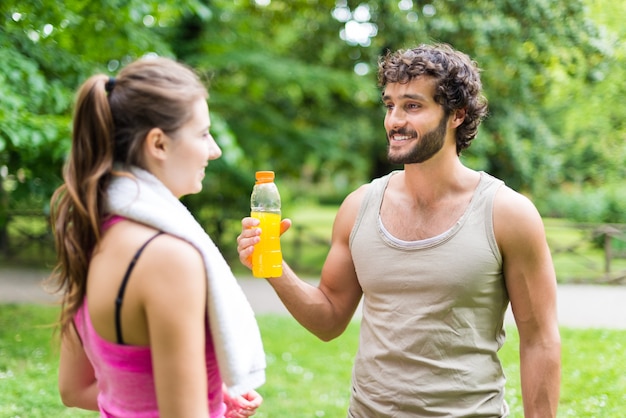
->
<box><xmin>105</xmin><ymin>167</ymin><xmax>265</xmax><ymax>396</ymax></box>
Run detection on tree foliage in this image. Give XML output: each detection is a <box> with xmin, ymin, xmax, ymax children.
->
<box><xmin>0</xmin><ymin>0</ymin><xmax>196</xmax><ymax>252</ymax></box>
<box><xmin>1</xmin><ymin>0</ymin><xmax>624</xmax><ymax>257</ymax></box>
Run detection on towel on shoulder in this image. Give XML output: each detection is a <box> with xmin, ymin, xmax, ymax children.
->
<box><xmin>106</xmin><ymin>166</ymin><xmax>266</xmax><ymax>396</ymax></box>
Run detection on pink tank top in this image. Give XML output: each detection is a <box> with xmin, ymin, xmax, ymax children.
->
<box><xmin>74</xmin><ymin>215</ymin><xmax>226</xmax><ymax>417</ymax></box>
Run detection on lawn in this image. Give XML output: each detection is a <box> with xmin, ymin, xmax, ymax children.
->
<box><xmin>278</xmin><ymin>207</ymin><xmax>626</xmax><ymax>284</ymax></box>
<box><xmin>1</xmin><ymin>205</ymin><xmax>625</xmax><ymax>416</ymax></box>
<box><xmin>4</xmin><ymin>204</ymin><xmax>626</xmax><ymax>283</ymax></box>
<box><xmin>1</xmin><ymin>304</ymin><xmax>625</xmax><ymax>417</ymax></box>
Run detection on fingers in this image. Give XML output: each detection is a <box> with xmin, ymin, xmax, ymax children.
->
<box><xmin>279</xmin><ymin>218</ymin><xmax>292</xmax><ymax>236</ymax></box>
<box><xmin>237</xmin><ymin>217</ymin><xmax>292</xmax><ymax>268</ymax></box>
<box><xmin>224</xmin><ymin>390</ymin><xmax>263</xmax><ymax>417</ymax></box>
<box><xmin>237</xmin><ymin>218</ymin><xmax>260</xmax><ymax>268</ymax></box>
<box><xmin>241</xmin><ymin>216</ymin><xmax>259</xmax><ymax>229</ymax></box>
<box><xmin>241</xmin><ymin>390</ymin><xmax>263</xmax><ymax>408</ymax></box>
<box><xmin>236</xmin><ymin>390</ymin><xmax>263</xmax><ymax>416</ymax></box>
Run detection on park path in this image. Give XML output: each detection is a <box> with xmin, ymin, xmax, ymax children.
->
<box><xmin>1</xmin><ymin>267</ymin><xmax>625</xmax><ymax>329</ymax></box>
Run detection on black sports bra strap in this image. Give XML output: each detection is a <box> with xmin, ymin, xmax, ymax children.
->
<box><xmin>115</xmin><ymin>231</ymin><xmax>164</xmax><ymax>345</ymax></box>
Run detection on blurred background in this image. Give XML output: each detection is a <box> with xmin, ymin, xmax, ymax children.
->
<box><xmin>1</xmin><ymin>0</ymin><xmax>625</xmax><ymax>281</ymax></box>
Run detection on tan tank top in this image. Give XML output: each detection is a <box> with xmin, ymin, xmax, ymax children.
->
<box><xmin>348</xmin><ymin>171</ymin><xmax>510</xmax><ymax>417</ymax></box>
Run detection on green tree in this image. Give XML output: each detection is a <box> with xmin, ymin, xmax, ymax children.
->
<box><xmin>163</xmin><ymin>1</ymin><xmax>384</xmax><ymax>250</ymax></box>
<box><xmin>0</xmin><ymin>0</ymin><xmax>209</xmax><ymax>255</ymax></box>
<box><xmin>535</xmin><ymin>0</ymin><xmax>626</xmax><ymax>221</ymax></box>
<box><xmin>1</xmin><ymin>0</ymin><xmax>623</xmax><ymax>262</ymax></box>
<box><xmin>168</xmin><ymin>0</ymin><xmax>613</xmax><ymax>199</ymax></box>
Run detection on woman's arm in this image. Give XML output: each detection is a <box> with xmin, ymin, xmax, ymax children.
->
<box><xmin>140</xmin><ymin>235</ymin><xmax>211</xmax><ymax>417</ymax></box>
<box><xmin>58</xmin><ymin>323</ymin><xmax>99</xmax><ymax>411</ymax></box>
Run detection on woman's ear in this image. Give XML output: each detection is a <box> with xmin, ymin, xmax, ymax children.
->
<box><xmin>144</xmin><ymin>128</ymin><xmax>168</xmax><ymax>161</ymax></box>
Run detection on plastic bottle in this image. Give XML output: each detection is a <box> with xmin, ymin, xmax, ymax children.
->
<box><xmin>250</xmin><ymin>171</ymin><xmax>283</xmax><ymax>278</ymax></box>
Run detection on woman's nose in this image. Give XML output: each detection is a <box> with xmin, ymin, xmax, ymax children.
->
<box><xmin>208</xmin><ymin>136</ymin><xmax>222</xmax><ymax>160</ymax></box>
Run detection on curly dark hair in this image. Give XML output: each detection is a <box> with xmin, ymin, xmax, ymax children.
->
<box><xmin>378</xmin><ymin>44</ymin><xmax>488</xmax><ymax>154</ymax></box>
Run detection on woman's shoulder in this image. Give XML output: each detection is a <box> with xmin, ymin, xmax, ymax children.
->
<box><xmin>104</xmin><ymin>219</ymin><xmax>198</xmax><ymax>259</ymax></box>
<box><xmin>144</xmin><ymin>232</ymin><xmax>204</xmax><ymax>272</ymax></box>
<box><xmin>100</xmin><ymin>219</ymin><xmax>206</xmax><ymax>297</ymax></box>
<box><xmin>130</xmin><ymin>232</ymin><xmax>207</xmax><ymax>314</ymax></box>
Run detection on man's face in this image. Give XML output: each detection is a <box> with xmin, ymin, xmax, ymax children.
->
<box><xmin>382</xmin><ymin>77</ymin><xmax>450</xmax><ymax>165</ymax></box>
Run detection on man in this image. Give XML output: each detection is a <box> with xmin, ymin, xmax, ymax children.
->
<box><xmin>237</xmin><ymin>43</ymin><xmax>561</xmax><ymax>417</ymax></box>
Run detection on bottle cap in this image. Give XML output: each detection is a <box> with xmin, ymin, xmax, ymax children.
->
<box><xmin>255</xmin><ymin>171</ymin><xmax>275</xmax><ymax>184</ymax></box>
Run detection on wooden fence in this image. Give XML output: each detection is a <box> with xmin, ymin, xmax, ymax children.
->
<box><xmin>547</xmin><ymin>223</ymin><xmax>626</xmax><ymax>284</ymax></box>
<box><xmin>2</xmin><ymin>212</ymin><xmax>625</xmax><ymax>284</ymax></box>
<box><xmin>0</xmin><ymin>212</ymin><xmax>56</xmax><ymax>267</ymax></box>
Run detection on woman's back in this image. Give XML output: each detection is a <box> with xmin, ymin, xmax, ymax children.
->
<box><xmin>86</xmin><ymin>219</ymin><xmax>200</xmax><ymax>346</ymax></box>
<box><xmin>83</xmin><ymin>218</ymin><xmax>226</xmax><ymax>416</ymax></box>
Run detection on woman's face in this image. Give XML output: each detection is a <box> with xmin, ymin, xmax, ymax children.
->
<box><xmin>162</xmin><ymin>98</ymin><xmax>222</xmax><ymax>198</ymax></box>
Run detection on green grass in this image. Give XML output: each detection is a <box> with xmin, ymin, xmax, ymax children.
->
<box><xmin>276</xmin><ymin>211</ymin><xmax>626</xmax><ymax>283</ymax></box>
<box><xmin>0</xmin><ymin>304</ymin><xmax>96</xmax><ymax>418</ymax></box>
<box><xmin>1</xmin><ymin>305</ymin><xmax>625</xmax><ymax>417</ymax></box>
<box><xmin>265</xmin><ymin>207</ymin><xmax>626</xmax><ymax>283</ymax></box>
<box><xmin>545</xmin><ymin>218</ymin><xmax>626</xmax><ymax>282</ymax></box>
<box><xmin>279</xmin><ymin>205</ymin><xmax>337</xmax><ymax>275</ymax></box>
<box><xmin>3</xmin><ymin>204</ymin><xmax>626</xmax><ymax>283</ymax></box>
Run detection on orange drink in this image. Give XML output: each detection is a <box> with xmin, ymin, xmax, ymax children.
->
<box><xmin>251</xmin><ymin>211</ymin><xmax>283</xmax><ymax>278</ymax></box>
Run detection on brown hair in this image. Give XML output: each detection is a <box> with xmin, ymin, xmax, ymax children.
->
<box><xmin>49</xmin><ymin>57</ymin><xmax>208</xmax><ymax>334</ymax></box>
<box><xmin>378</xmin><ymin>44</ymin><xmax>488</xmax><ymax>154</ymax></box>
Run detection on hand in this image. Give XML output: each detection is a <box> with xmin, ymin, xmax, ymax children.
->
<box><xmin>223</xmin><ymin>387</ymin><xmax>263</xmax><ymax>417</ymax></box>
<box><xmin>237</xmin><ymin>217</ymin><xmax>291</xmax><ymax>269</ymax></box>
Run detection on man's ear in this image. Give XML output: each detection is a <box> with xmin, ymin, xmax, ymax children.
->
<box><xmin>451</xmin><ymin>108</ymin><xmax>466</xmax><ymax>129</ymax></box>
<box><xmin>144</xmin><ymin>128</ymin><xmax>168</xmax><ymax>161</ymax></box>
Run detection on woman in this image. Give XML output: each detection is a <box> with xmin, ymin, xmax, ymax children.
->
<box><xmin>49</xmin><ymin>57</ymin><xmax>264</xmax><ymax>417</ymax></box>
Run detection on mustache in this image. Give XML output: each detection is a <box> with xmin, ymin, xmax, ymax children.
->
<box><xmin>388</xmin><ymin>128</ymin><xmax>418</xmax><ymax>139</ymax></box>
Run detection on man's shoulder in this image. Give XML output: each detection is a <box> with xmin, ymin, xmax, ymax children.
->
<box><xmin>361</xmin><ymin>170</ymin><xmax>398</xmax><ymax>186</ymax></box>
<box><xmin>478</xmin><ymin>170</ymin><xmax>505</xmax><ymax>186</ymax></box>
<box><xmin>493</xmin><ymin>182</ymin><xmax>542</xmax><ymax>225</ymax></box>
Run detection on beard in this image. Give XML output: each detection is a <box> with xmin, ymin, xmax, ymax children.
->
<box><xmin>386</xmin><ymin>114</ymin><xmax>448</xmax><ymax>164</ymax></box>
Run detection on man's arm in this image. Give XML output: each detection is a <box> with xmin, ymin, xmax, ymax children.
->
<box><xmin>495</xmin><ymin>186</ymin><xmax>561</xmax><ymax>417</ymax></box>
<box><xmin>238</xmin><ymin>186</ymin><xmax>367</xmax><ymax>341</ymax></box>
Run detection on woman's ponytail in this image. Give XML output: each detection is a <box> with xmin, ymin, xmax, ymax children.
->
<box><xmin>50</xmin><ymin>75</ymin><xmax>115</xmax><ymax>333</ymax></box>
